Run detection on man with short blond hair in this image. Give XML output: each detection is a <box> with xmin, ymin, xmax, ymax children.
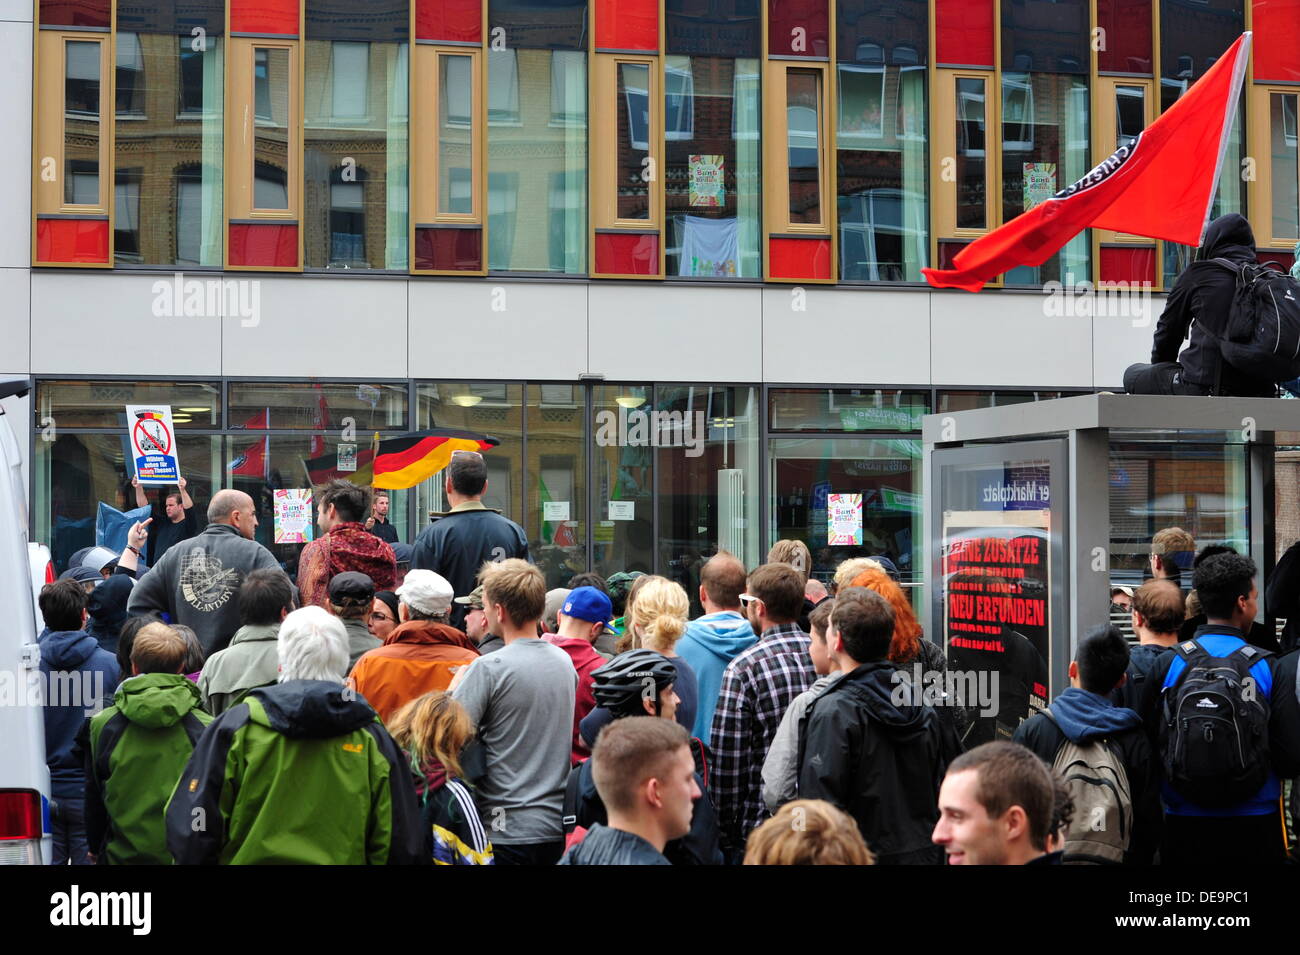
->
<box><xmin>559</xmin><ymin>718</ymin><xmax>699</xmax><ymax>866</ymax></box>
<box><xmin>451</xmin><ymin>558</ymin><xmax>576</xmax><ymax>865</ymax></box>
<box><xmin>1111</xmin><ymin>579</ymin><xmax>1182</xmax><ymax>711</ymax></box>
<box><xmin>1150</xmin><ymin>526</ymin><xmax>1195</xmax><ymax>585</ymax></box>
<box><xmin>82</xmin><ymin>622</ymin><xmax>211</xmax><ymax>864</ymax></box>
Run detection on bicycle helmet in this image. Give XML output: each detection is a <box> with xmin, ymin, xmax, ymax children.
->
<box><xmin>590</xmin><ymin>649</ymin><xmax>677</xmax><ymax>717</ymax></box>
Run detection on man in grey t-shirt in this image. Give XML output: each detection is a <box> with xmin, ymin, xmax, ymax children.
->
<box><xmin>451</xmin><ymin>560</ymin><xmax>576</xmax><ymax>865</ymax></box>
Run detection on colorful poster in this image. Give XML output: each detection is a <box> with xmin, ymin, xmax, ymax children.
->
<box><xmin>274</xmin><ymin>489</ymin><xmax>314</xmax><ymax>544</ymax></box>
<box><xmin>827</xmin><ymin>493</ymin><xmax>863</xmax><ymax>545</ymax></box>
<box><xmin>1023</xmin><ymin>162</ymin><xmax>1057</xmax><ymax>210</ymax></box>
<box><xmin>688</xmin><ymin>154</ymin><xmax>725</xmax><ymax>207</ymax></box>
<box><xmin>125</xmin><ymin>405</ymin><xmax>181</xmax><ymax>485</ymax></box>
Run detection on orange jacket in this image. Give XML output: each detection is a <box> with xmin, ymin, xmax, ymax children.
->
<box><xmin>349</xmin><ymin>620</ymin><xmax>479</xmax><ymax>723</ymax></box>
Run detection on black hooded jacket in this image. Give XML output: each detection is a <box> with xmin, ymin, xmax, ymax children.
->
<box><xmin>796</xmin><ymin>660</ymin><xmax>962</xmax><ymax>864</ymax></box>
<box><xmin>1150</xmin><ymin>213</ymin><xmax>1275</xmax><ymax>396</ymax></box>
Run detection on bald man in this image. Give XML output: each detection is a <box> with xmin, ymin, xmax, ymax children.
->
<box><xmin>129</xmin><ymin>488</ymin><xmax>282</xmax><ymax>656</ymax></box>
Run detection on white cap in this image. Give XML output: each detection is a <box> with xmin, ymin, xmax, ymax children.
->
<box><xmin>396</xmin><ymin>569</ymin><xmax>455</xmax><ymax>616</ymax></box>
<box><xmin>81</xmin><ymin>546</ymin><xmax>119</xmax><ymax>572</ymax></box>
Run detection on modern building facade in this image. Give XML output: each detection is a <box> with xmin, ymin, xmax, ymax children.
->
<box><xmin>6</xmin><ymin>0</ymin><xmax>1299</xmax><ymax>605</ymax></box>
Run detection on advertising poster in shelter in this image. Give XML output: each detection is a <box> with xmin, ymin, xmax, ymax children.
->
<box><xmin>941</xmin><ymin>504</ymin><xmax>1051</xmax><ymax>747</ymax></box>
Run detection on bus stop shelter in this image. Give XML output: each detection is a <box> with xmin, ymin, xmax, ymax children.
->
<box><xmin>921</xmin><ymin>393</ymin><xmax>1298</xmax><ymax>743</ymax></box>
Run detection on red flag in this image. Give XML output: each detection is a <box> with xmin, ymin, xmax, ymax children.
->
<box><xmin>923</xmin><ymin>33</ymin><xmax>1251</xmax><ymax>293</ymax></box>
<box><xmin>230</xmin><ymin>409</ymin><xmax>269</xmax><ymax>478</ymax></box>
<box><xmin>309</xmin><ymin>383</ymin><xmax>328</xmax><ymax>458</ymax></box>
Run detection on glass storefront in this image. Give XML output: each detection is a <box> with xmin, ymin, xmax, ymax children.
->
<box><xmin>30</xmin><ymin>379</ymin><xmax>1082</xmax><ymax>594</ymax></box>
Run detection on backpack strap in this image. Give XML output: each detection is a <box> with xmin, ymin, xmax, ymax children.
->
<box><xmin>561</xmin><ymin>764</ymin><xmax>583</xmax><ymax>835</ymax></box>
<box><xmin>93</xmin><ymin>711</ymin><xmax>131</xmax><ymax>783</ymax></box>
<box><xmin>180</xmin><ymin>712</ymin><xmax>207</xmax><ymax>748</ymax></box>
<box><xmin>691</xmin><ymin>736</ymin><xmax>710</xmax><ymax>791</ymax></box>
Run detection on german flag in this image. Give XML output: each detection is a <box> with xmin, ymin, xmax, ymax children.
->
<box><xmin>372</xmin><ymin>429</ymin><xmax>499</xmax><ymax>489</ymax></box>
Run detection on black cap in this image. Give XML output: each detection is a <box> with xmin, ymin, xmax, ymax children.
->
<box><xmin>328</xmin><ymin>571</ymin><xmax>376</xmax><ymax>605</ymax></box>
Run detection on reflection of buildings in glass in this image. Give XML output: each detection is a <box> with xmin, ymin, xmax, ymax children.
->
<box><xmin>304</xmin><ymin>39</ymin><xmax>406</xmax><ymax>270</ymax></box>
<box><xmin>112</xmin><ymin>31</ymin><xmax>223</xmax><ymax>266</ymax></box>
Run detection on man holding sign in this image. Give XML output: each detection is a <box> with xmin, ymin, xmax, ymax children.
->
<box><xmin>133</xmin><ymin>475</ymin><xmax>198</xmax><ymax>566</ymax></box>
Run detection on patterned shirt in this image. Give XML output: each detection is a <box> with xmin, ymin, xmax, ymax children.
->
<box><xmin>708</xmin><ymin>623</ymin><xmax>815</xmax><ymax>854</ymax></box>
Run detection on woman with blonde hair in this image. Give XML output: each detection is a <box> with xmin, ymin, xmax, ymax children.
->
<box><xmin>744</xmin><ymin>799</ymin><xmax>875</xmax><ymax>865</ymax></box>
<box><xmin>622</xmin><ymin>575</ymin><xmax>699</xmax><ymax>733</ymax></box>
<box><xmin>388</xmin><ymin>691</ymin><xmax>493</xmax><ymax>865</ymax></box>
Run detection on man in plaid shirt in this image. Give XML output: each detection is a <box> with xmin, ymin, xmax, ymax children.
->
<box><xmin>709</xmin><ymin>561</ymin><xmax>815</xmax><ymax>859</ymax></box>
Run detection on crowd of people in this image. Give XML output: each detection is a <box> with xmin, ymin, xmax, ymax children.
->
<box><xmin>35</xmin><ymin>449</ymin><xmax>1300</xmax><ymax>866</ymax></box>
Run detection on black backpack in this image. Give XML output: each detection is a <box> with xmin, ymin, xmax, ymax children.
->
<box><xmin>1159</xmin><ymin>638</ymin><xmax>1273</xmax><ymax>807</ymax></box>
<box><xmin>1208</xmin><ymin>258</ymin><xmax>1300</xmax><ymax>382</ymax></box>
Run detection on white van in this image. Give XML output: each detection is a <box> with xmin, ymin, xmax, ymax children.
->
<box><xmin>0</xmin><ymin>379</ymin><xmax>52</xmax><ymax>864</ymax></box>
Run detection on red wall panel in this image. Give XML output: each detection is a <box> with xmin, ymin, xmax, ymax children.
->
<box><xmin>415</xmin><ymin>227</ymin><xmax>483</xmax><ymax>271</ymax></box>
<box><xmin>1258</xmin><ymin>249</ymin><xmax>1296</xmax><ymax>272</ymax></box>
<box><xmin>230</xmin><ymin>0</ymin><xmax>299</xmax><ymax>36</ymax></box>
<box><xmin>1099</xmin><ymin>246</ymin><xmax>1156</xmax><ymax>286</ymax></box>
<box><xmin>416</xmin><ymin>0</ymin><xmax>483</xmax><ymax>44</ymax></box>
<box><xmin>1254</xmin><ymin>0</ymin><xmax>1300</xmax><ymax>82</ymax></box>
<box><xmin>767</xmin><ymin>0</ymin><xmax>829</xmax><ymax>58</ymax></box>
<box><xmin>39</xmin><ymin>0</ymin><xmax>110</xmax><ymax>28</ymax></box>
<box><xmin>935</xmin><ymin>0</ymin><xmax>994</xmax><ymax>68</ymax></box>
<box><xmin>229</xmin><ymin>223</ymin><xmax>299</xmax><ymax>268</ymax></box>
<box><xmin>769</xmin><ymin>237</ymin><xmax>832</xmax><ymax>280</ymax></box>
<box><xmin>595</xmin><ymin>231</ymin><xmax>659</xmax><ymax>275</ymax></box>
<box><xmin>36</xmin><ymin>218</ymin><xmax>109</xmax><ymax>264</ymax></box>
<box><xmin>595</xmin><ymin>0</ymin><xmax>658</xmax><ymax>51</ymax></box>
<box><xmin>1096</xmin><ymin>0</ymin><xmax>1152</xmax><ymax>74</ymax></box>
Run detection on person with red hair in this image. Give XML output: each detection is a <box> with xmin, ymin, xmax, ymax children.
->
<box><xmin>849</xmin><ymin>569</ymin><xmax>945</xmax><ymax>673</ymax></box>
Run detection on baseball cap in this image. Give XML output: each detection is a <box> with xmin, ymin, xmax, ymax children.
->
<box><xmin>59</xmin><ymin>565</ymin><xmax>102</xmax><ymax>586</ymax></box>
<box><xmin>397</xmin><ymin>569</ymin><xmax>455</xmax><ymax>616</ymax></box>
<box><xmin>329</xmin><ymin>571</ymin><xmax>376</xmax><ymax>606</ymax></box>
<box><xmin>562</xmin><ymin>586</ymin><xmax>615</xmax><ymax>628</ymax></box>
<box><xmin>454</xmin><ymin>584</ymin><xmax>485</xmax><ymax>610</ymax></box>
<box><xmin>868</xmin><ymin>555</ymin><xmax>900</xmax><ymax>581</ymax></box>
<box><xmin>1110</xmin><ymin>585</ymin><xmax>1134</xmax><ymax>599</ymax></box>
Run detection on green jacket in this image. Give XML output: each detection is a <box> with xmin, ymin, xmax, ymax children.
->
<box><xmin>83</xmin><ymin>673</ymin><xmax>213</xmax><ymax>865</ymax></box>
<box><xmin>198</xmin><ymin>623</ymin><xmax>280</xmax><ymax>716</ymax></box>
<box><xmin>165</xmin><ymin>679</ymin><xmax>428</xmax><ymax>865</ymax></box>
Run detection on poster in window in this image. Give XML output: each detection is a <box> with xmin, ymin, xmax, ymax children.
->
<box><xmin>827</xmin><ymin>493</ymin><xmax>863</xmax><ymax>545</ymax></box>
<box><xmin>688</xmin><ymin>154</ymin><xmax>725</xmax><ymax>207</ymax></box>
<box><xmin>1023</xmin><ymin>162</ymin><xmax>1057</xmax><ymax>210</ymax></box>
<box><xmin>274</xmin><ymin>489</ymin><xmax>315</xmax><ymax>544</ymax></box>
<box><xmin>941</xmin><ymin>507</ymin><xmax>1050</xmax><ymax>747</ymax></box>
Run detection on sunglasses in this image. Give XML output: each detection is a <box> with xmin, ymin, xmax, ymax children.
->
<box><xmin>369</xmin><ymin>611</ymin><xmax>396</xmax><ymax>623</ymax></box>
<box><xmin>739</xmin><ymin>593</ymin><xmax>761</xmax><ymax>606</ymax></box>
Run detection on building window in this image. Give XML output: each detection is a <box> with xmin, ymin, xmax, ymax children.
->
<box><xmin>488</xmin><ymin>49</ymin><xmax>587</xmax><ymax>273</ymax></box>
<box><xmin>111</xmin><ymin>5</ymin><xmax>225</xmax><ymax>267</ymax></box>
<box><xmin>664</xmin><ymin>55</ymin><xmax>761</xmax><ymax>278</ymax></box>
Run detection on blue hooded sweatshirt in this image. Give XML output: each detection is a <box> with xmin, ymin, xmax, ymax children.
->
<box><xmin>39</xmin><ymin>629</ymin><xmax>121</xmax><ymax>798</ymax></box>
<box><xmin>1047</xmin><ymin>687</ymin><xmax>1143</xmax><ymax>742</ymax></box>
<box><xmin>675</xmin><ymin>611</ymin><xmax>757</xmax><ymax>745</ymax></box>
